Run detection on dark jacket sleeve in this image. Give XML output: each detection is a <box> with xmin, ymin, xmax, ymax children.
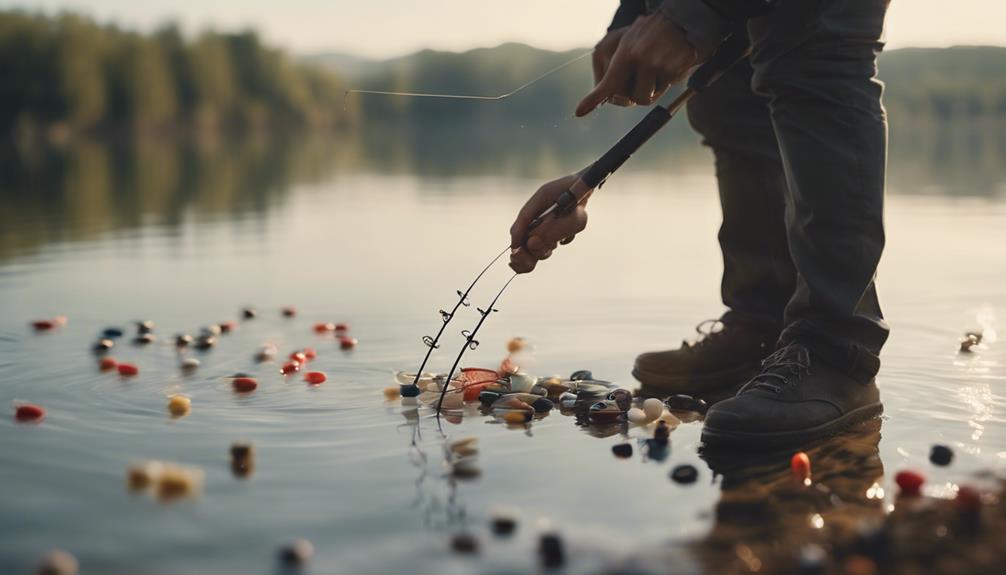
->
<box><xmin>608</xmin><ymin>0</ymin><xmax>648</xmax><ymax>31</ymax></box>
<box><xmin>661</xmin><ymin>0</ymin><xmax>775</xmax><ymax>57</ymax></box>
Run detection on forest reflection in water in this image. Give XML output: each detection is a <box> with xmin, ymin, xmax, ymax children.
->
<box><xmin>0</xmin><ymin>119</ymin><xmax>1003</xmax><ymax>262</ymax></box>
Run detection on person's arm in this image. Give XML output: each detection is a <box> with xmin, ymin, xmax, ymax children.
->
<box><xmin>661</xmin><ymin>0</ymin><xmax>775</xmax><ymax>59</ymax></box>
<box><xmin>608</xmin><ymin>0</ymin><xmax>648</xmax><ymax>31</ymax></box>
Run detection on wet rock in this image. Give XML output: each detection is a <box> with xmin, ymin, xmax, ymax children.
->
<box><xmin>99</xmin><ymin>357</ymin><xmax>117</xmax><ymax>371</ymax></box>
<box><xmin>558</xmin><ymin>391</ymin><xmax>579</xmax><ymax>410</ymax></box>
<box><xmin>502</xmin><ymin>410</ymin><xmax>532</xmax><ymax>425</ymax></box>
<box><xmin>492</xmin><ymin>393</ymin><xmax>553</xmax><ymax>414</ymax></box>
<box><xmin>338</xmin><ymin>336</ymin><xmax>358</xmax><ymax>349</ymax></box>
<box><xmin>314</xmin><ymin>322</ymin><xmax>335</xmax><ymax>333</ymax></box>
<box><xmin>117</xmin><ymin>363</ymin><xmax>139</xmax><ymax>376</ymax></box>
<box><xmin>127</xmin><ymin>461</ymin><xmax>163</xmax><ymax>491</ymax></box>
<box><xmin>194</xmin><ymin>335</ymin><xmax>216</xmax><ymax>350</ymax></box>
<box><xmin>959</xmin><ymin>334</ymin><xmax>979</xmax><ymax>352</ymax></box>
<box><xmin>278</xmin><ymin>539</ymin><xmax>314</xmax><ymax>566</ymax></box>
<box><xmin>450</xmin><ymin>533</ymin><xmax>479</xmax><ymax>554</ymax></box>
<box><xmin>490</xmin><ymin>507</ymin><xmax>518</xmax><ymax>536</ymax></box>
<box><xmin>168</xmin><ymin>395</ymin><xmax>191</xmax><ymax>417</ymax></box>
<box><xmin>230</xmin><ymin>442</ymin><xmax>254</xmax><ymax>478</ymax></box>
<box><xmin>155</xmin><ymin>464</ymin><xmax>204</xmax><ymax>502</ymax></box>
<box><xmin>664</xmin><ymin>394</ymin><xmax>708</xmax><ymax>414</ymax></box>
<box><xmin>539</xmin><ymin>532</ymin><xmax>565</xmax><ymax>569</ymax></box>
<box><xmin>531</xmin><ymin>377</ymin><xmax>571</xmax><ymax>399</ymax></box>
<box><xmin>200</xmin><ymin>325</ymin><xmax>222</xmax><ymax>337</ymax></box>
<box><xmin>627</xmin><ymin>407</ymin><xmax>649</xmax><ymax>423</ymax></box>
<box><xmin>929</xmin><ymin>444</ymin><xmax>954</xmax><ymax>466</ymax></box>
<box><xmin>334</xmin><ymin>323</ymin><xmax>349</xmax><ymax>333</ymax></box>
<box><xmin>255</xmin><ymin>344</ymin><xmax>277</xmax><ymax>362</ymax></box>
<box><xmin>449</xmin><ymin>458</ymin><xmax>482</xmax><ymax>479</ymax></box>
<box><xmin>667</xmin><ymin>462</ymin><xmax>700</xmax><ymax>484</ymax></box>
<box><xmin>642</xmin><ymin>397</ymin><xmax>664</xmax><ymax>420</ymax></box>
<box><xmin>34</xmin><ymin>549</ymin><xmax>78</xmax><ymax>575</ymax></box>
<box><xmin>791</xmin><ymin>452</ymin><xmax>812</xmax><ymax>484</ymax></box>
<box><xmin>894</xmin><ymin>470</ymin><xmax>924</xmax><ymax>496</ymax></box>
<box><xmin>399</xmin><ymin>385</ymin><xmax>420</xmax><ymax>398</ymax></box>
<box><xmin>102</xmin><ymin>327</ymin><xmax>125</xmax><ymax>339</ymax></box>
<box><xmin>653</xmin><ymin>420</ymin><xmax>671</xmax><ymax>443</ymax></box>
<box><xmin>569</xmin><ymin>369</ymin><xmax>592</xmax><ymax>381</ymax></box>
<box><xmin>15</xmin><ymin>403</ymin><xmax>46</xmax><ymax>422</ymax></box>
<box><xmin>175</xmin><ymin>334</ymin><xmax>193</xmax><ymax>348</ymax></box>
<box><xmin>606</xmin><ymin>389</ymin><xmax>633</xmax><ymax>411</ymax></box>
<box><xmin>507</xmin><ymin>372</ymin><xmax>536</xmax><ymax>393</ymax></box>
<box><xmin>232</xmin><ymin>377</ymin><xmax>257</xmax><ymax>392</ymax></box>
<box><xmin>136</xmin><ymin>320</ymin><xmax>155</xmax><ymax>334</ymax></box>
<box><xmin>241</xmin><ymin>307</ymin><xmax>257</xmax><ymax>319</ymax></box>
<box><xmin>588</xmin><ymin>399</ymin><xmax>622</xmax><ymax>423</ymax></box>
<box><xmin>612</xmin><ymin>443</ymin><xmax>633</xmax><ymax>458</ymax></box>
<box><xmin>93</xmin><ymin>338</ymin><xmax>114</xmax><ymax>353</ymax></box>
<box><xmin>181</xmin><ymin>357</ymin><xmax>200</xmax><ymax>370</ymax></box>
<box><xmin>281</xmin><ymin>306</ymin><xmax>297</xmax><ymax>318</ymax></box>
<box><xmin>133</xmin><ymin>333</ymin><xmax>156</xmax><ymax>345</ymax></box>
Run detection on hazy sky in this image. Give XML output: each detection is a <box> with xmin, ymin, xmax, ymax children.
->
<box><xmin>5</xmin><ymin>0</ymin><xmax>1005</xmax><ymax>58</ymax></box>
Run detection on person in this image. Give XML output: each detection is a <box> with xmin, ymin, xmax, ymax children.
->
<box><xmin>508</xmin><ymin>0</ymin><xmax>890</xmax><ymax>448</ymax></box>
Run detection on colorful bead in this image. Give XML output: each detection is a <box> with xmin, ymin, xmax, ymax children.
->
<box><xmin>304</xmin><ymin>371</ymin><xmax>327</xmax><ymax>385</ymax></box>
<box><xmin>232</xmin><ymin>377</ymin><xmax>257</xmax><ymax>392</ymax></box>
<box><xmin>15</xmin><ymin>403</ymin><xmax>46</xmax><ymax>422</ymax></box>
<box><xmin>791</xmin><ymin>452</ymin><xmax>812</xmax><ymax>484</ymax></box>
<box><xmin>894</xmin><ymin>470</ymin><xmax>924</xmax><ymax>496</ymax></box>
<box><xmin>117</xmin><ymin>363</ymin><xmax>139</xmax><ymax>376</ymax></box>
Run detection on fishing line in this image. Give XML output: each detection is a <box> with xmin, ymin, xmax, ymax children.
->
<box><xmin>345</xmin><ymin>50</ymin><xmax>591</xmax><ymax>102</ymax></box>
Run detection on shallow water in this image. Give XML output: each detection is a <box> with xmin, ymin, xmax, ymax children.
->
<box><xmin>1</xmin><ymin>134</ymin><xmax>1004</xmax><ymax>574</ymax></box>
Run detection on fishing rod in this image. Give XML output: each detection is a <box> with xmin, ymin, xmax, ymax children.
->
<box><xmin>399</xmin><ymin>30</ymin><xmax>752</xmax><ymax>408</ymax></box>
<box><xmin>400</xmin><ymin>248</ymin><xmax>509</xmax><ymax>397</ymax></box>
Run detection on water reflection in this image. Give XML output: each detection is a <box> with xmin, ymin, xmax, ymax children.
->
<box><xmin>1</xmin><ymin>121</ymin><xmax>1003</xmax><ymax>261</ymax></box>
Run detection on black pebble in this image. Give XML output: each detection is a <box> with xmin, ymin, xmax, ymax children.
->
<box><xmin>136</xmin><ymin>320</ymin><xmax>155</xmax><ymax>334</ymax></box>
<box><xmin>530</xmin><ymin>397</ymin><xmax>554</xmax><ymax>413</ymax></box>
<box><xmin>569</xmin><ymin>370</ymin><xmax>592</xmax><ymax>381</ymax></box>
<box><xmin>194</xmin><ymin>336</ymin><xmax>216</xmax><ymax>351</ymax></box>
<box><xmin>242</xmin><ymin>308</ymin><xmax>257</xmax><ymax>319</ymax></box>
<box><xmin>490</xmin><ymin>515</ymin><xmax>517</xmax><ymax>536</ymax></box>
<box><xmin>929</xmin><ymin>444</ymin><xmax>954</xmax><ymax>466</ymax></box>
<box><xmin>175</xmin><ymin>334</ymin><xmax>193</xmax><ymax>347</ymax></box>
<box><xmin>612</xmin><ymin>443</ymin><xmax>633</xmax><ymax>458</ymax></box>
<box><xmin>671</xmin><ymin>464</ymin><xmax>698</xmax><ymax>484</ymax></box>
<box><xmin>665</xmin><ymin>394</ymin><xmax>708</xmax><ymax>414</ymax></box>
<box><xmin>93</xmin><ymin>339</ymin><xmax>114</xmax><ymax>352</ymax></box>
<box><xmin>400</xmin><ymin>385</ymin><xmax>420</xmax><ymax>398</ymax></box>
<box><xmin>102</xmin><ymin>327</ymin><xmax>124</xmax><ymax>339</ymax></box>
<box><xmin>133</xmin><ymin>333</ymin><xmax>155</xmax><ymax>345</ymax></box>
<box><xmin>450</xmin><ymin>533</ymin><xmax>479</xmax><ymax>554</ymax></box>
<box><xmin>539</xmin><ymin>533</ymin><xmax>565</xmax><ymax>569</ymax></box>
<box><xmin>653</xmin><ymin>420</ymin><xmax>670</xmax><ymax>443</ymax></box>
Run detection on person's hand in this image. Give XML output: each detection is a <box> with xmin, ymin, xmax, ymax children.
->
<box><xmin>593</xmin><ymin>27</ymin><xmax>633</xmax><ymax>107</ymax></box>
<box><xmin>509</xmin><ymin>174</ymin><xmax>588</xmax><ymax>274</ymax></box>
<box><xmin>576</xmin><ymin>12</ymin><xmax>699</xmax><ymax>117</ymax></box>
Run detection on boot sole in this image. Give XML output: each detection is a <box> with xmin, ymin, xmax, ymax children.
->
<box><xmin>700</xmin><ymin>401</ymin><xmax>884</xmax><ymax>451</ymax></box>
<box><xmin>633</xmin><ymin>362</ymin><xmax>761</xmax><ymax>401</ymax></box>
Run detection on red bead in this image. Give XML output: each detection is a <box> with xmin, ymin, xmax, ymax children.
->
<box><xmin>313</xmin><ymin>323</ymin><xmax>334</xmax><ymax>333</ymax></box>
<box><xmin>281</xmin><ymin>362</ymin><xmax>301</xmax><ymax>375</ymax></box>
<box><xmin>791</xmin><ymin>452</ymin><xmax>812</xmax><ymax>483</ymax></box>
<box><xmin>304</xmin><ymin>371</ymin><xmax>327</xmax><ymax>385</ymax></box>
<box><xmin>956</xmin><ymin>486</ymin><xmax>982</xmax><ymax>514</ymax></box>
<box><xmin>99</xmin><ymin>357</ymin><xmax>118</xmax><ymax>371</ymax></box>
<box><xmin>338</xmin><ymin>336</ymin><xmax>357</xmax><ymax>350</ymax></box>
<box><xmin>895</xmin><ymin>470</ymin><xmax>925</xmax><ymax>496</ymax></box>
<box><xmin>32</xmin><ymin>320</ymin><xmax>55</xmax><ymax>330</ymax></box>
<box><xmin>303</xmin><ymin>348</ymin><xmax>317</xmax><ymax>360</ymax></box>
<box><xmin>117</xmin><ymin>363</ymin><xmax>139</xmax><ymax>376</ymax></box>
<box><xmin>289</xmin><ymin>351</ymin><xmax>307</xmax><ymax>363</ymax></box>
<box><xmin>282</xmin><ymin>307</ymin><xmax>297</xmax><ymax>317</ymax></box>
<box><xmin>232</xmin><ymin>377</ymin><xmax>258</xmax><ymax>392</ymax></box>
<box><xmin>334</xmin><ymin>323</ymin><xmax>349</xmax><ymax>333</ymax></box>
<box><xmin>15</xmin><ymin>404</ymin><xmax>45</xmax><ymax>422</ymax></box>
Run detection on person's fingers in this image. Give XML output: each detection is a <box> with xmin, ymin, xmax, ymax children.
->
<box><xmin>653</xmin><ymin>76</ymin><xmax>671</xmax><ymax>102</ymax></box>
<box><xmin>509</xmin><ymin>247</ymin><xmax>538</xmax><ymax>274</ymax></box>
<box><xmin>509</xmin><ymin>192</ymin><xmax>552</xmax><ymax>249</ymax></box>
<box><xmin>592</xmin><ymin>50</ymin><xmax>609</xmax><ymax>86</ymax></box>
<box><xmin>525</xmin><ymin>207</ymin><xmax>587</xmax><ymax>256</ymax></box>
<box><xmin>525</xmin><ymin>235</ymin><xmax>558</xmax><ymax>259</ymax></box>
<box><xmin>576</xmin><ymin>52</ymin><xmax>632</xmax><ymax>117</ymax></box>
<box><xmin>538</xmin><ymin>249</ymin><xmax>554</xmax><ymax>261</ymax></box>
<box><xmin>632</xmin><ymin>67</ymin><xmax>656</xmax><ymax>105</ymax></box>
<box><xmin>609</xmin><ymin>95</ymin><xmax>634</xmax><ymax>107</ymax></box>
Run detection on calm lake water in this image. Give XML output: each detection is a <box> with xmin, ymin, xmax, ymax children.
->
<box><xmin>1</xmin><ymin>127</ymin><xmax>1004</xmax><ymax>574</ymax></box>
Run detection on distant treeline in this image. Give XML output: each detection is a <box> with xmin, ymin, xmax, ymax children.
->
<box><xmin>3</xmin><ymin>9</ymin><xmax>1006</xmax><ymax>140</ymax></box>
<box><xmin>0</xmin><ymin>10</ymin><xmax>354</xmax><ymax>136</ymax></box>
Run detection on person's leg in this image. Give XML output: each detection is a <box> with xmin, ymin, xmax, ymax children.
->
<box><xmin>702</xmin><ymin>0</ymin><xmax>890</xmax><ymax>448</ymax></box>
<box><xmin>633</xmin><ymin>56</ymin><xmax>793</xmax><ymax>399</ymax></box>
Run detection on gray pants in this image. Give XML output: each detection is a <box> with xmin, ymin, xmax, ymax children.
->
<box><xmin>686</xmin><ymin>0</ymin><xmax>890</xmax><ymax>380</ymax></box>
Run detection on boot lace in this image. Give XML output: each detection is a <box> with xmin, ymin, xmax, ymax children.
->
<box><xmin>682</xmin><ymin>319</ymin><xmax>726</xmax><ymax>350</ymax></box>
<box><xmin>739</xmin><ymin>344</ymin><xmax>811</xmax><ymax>394</ymax></box>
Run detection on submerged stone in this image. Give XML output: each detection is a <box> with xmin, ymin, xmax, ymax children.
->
<box><xmin>278</xmin><ymin>539</ymin><xmax>314</xmax><ymax>566</ymax></box>
<box><xmin>490</xmin><ymin>507</ymin><xmax>518</xmax><ymax>536</ymax></box>
<box><xmin>230</xmin><ymin>442</ymin><xmax>254</xmax><ymax>478</ymax></box>
<box><xmin>242</xmin><ymin>307</ymin><xmax>257</xmax><ymax>319</ymax></box>
<box><xmin>133</xmin><ymin>333</ymin><xmax>155</xmax><ymax>345</ymax></box>
<box><xmin>507</xmin><ymin>373</ymin><xmax>537</xmax><ymax>393</ymax></box>
<box><xmin>671</xmin><ymin>464</ymin><xmax>698</xmax><ymax>484</ymax></box>
<box><xmin>201</xmin><ymin>325</ymin><xmax>222</xmax><ymax>337</ymax></box>
<box><xmin>136</xmin><ymin>320</ymin><xmax>155</xmax><ymax>334</ymax></box>
<box><xmin>181</xmin><ymin>357</ymin><xmax>200</xmax><ymax>370</ymax></box>
<box><xmin>539</xmin><ymin>532</ymin><xmax>565</xmax><ymax>569</ymax></box>
<box><xmin>102</xmin><ymin>327</ymin><xmax>125</xmax><ymax>339</ymax></box>
<box><xmin>93</xmin><ymin>338</ymin><xmax>114</xmax><ymax>352</ymax></box>
<box><xmin>665</xmin><ymin>394</ymin><xmax>708</xmax><ymax>414</ymax></box>
<box><xmin>281</xmin><ymin>306</ymin><xmax>297</xmax><ymax>318</ymax></box>
<box><xmin>606</xmin><ymin>389</ymin><xmax>633</xmax><ymax>411</ymax></box>
<box><xmin>612</xmin><ymin>443</ymin><xmax>633</xmax><ymax>458</ymax></box>
<box><xmin>175</xmin><ymin>334</ymin><xmax>193</xmax><ymax>348</ymax></box>
<box><xmin>929</xmin><ymin>444</ymin><xmax>954</xmax><ymax>466</ymax></box>
<box><xmin>588</xmin><ymin>399</ymin><xmax>622</xmax><ymax>423</ymax></box>
<box><xmin>194</xmin><ymin>335</ymin><xmax>216</xmax><ymax>350</ymax></box>
<box><xmin>569</xmin><ymin>370</ymin><xmax>592</xmax><ymax>381</ymax></box>
<box><xmin>450</xmin><ymin>533</ymin><xmax>479</xmax><ymax>554</ymax></box>
<box><xmin>34</xmin><ymin>549</ymin><xmax>78</xmax><ymax>575</ymax></box>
